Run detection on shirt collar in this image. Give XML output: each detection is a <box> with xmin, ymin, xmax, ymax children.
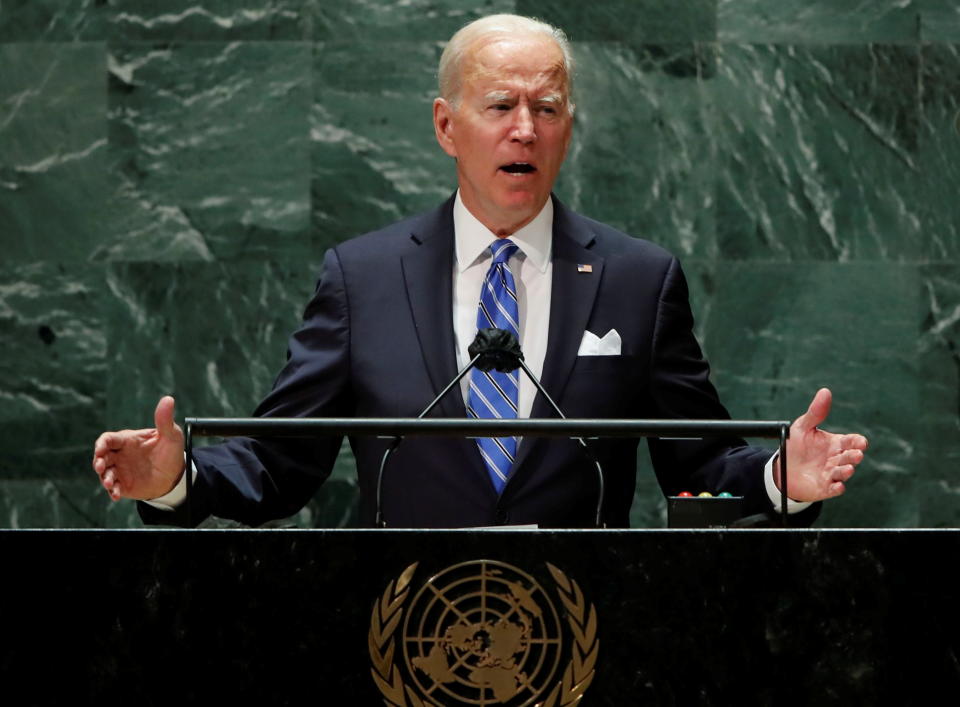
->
<box><xmin>453</xmin><ymin>190</ymin><xmax>553</xmax><ymax>274</ymax></box>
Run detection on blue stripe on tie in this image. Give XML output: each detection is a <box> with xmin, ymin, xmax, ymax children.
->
<box><xmin>483</xmin><ymin>371</ymin><xmax>518</xmax><ymax>410</ymax></box>
<box><xmin>490</xmin><ymin>436</ymin><xmax>515</xmax><ymax>462</ymax></box>
<box><xmin>483</xmin><ymin>281</ymin><xmax>520</xmax><ymax>331</ymax></box>
<box><xmin>468</xmin><ymin>382</ymin><xmax>504</xmax><ymax>418</ymax></box>
<box><xmin>468</xmin><ymin>239</ymin><xmax>521</xmax><ymax>494</ymax></box>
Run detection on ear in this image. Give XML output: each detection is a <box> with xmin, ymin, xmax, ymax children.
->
<box><xmin>433</xmin><ymin>97</ymin><xmax>458</xmax><ymax>159</ymax></box>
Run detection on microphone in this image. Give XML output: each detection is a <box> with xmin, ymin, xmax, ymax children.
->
<box><xmin>374</xmin><ymin>328</ymin><xmax>607</xmax><ymax>528</ymax></box>
<box><xmin>467</xmin><ymin>327</ymin><xmax>524</xmax><ymax>373</ymax></box>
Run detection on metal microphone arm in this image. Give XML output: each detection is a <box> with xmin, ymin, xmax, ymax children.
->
<box><xmin>514</xmin><ymin>358</ymin><xmax>606</xmax><ymax>529</ymax></box>
<box><xmin>375</xmin><ymin>354</ymin><xmax>481</xmax><ymax>527</ymax></box>
<box><xmin>417</xmin><ymin>354</ymin><xmax>481</xmax><ymax>421</ymax></box>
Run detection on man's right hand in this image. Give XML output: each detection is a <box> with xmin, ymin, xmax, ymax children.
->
<box><xmin>92</xmin><ymin>396</ymin><xmax>186</xmax><ymax>501</ymax></box>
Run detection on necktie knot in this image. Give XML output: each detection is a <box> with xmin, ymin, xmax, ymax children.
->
<box><xmin>490</xmin><ymin>239</ymin><xmax>519</xmax><ymax>266</ymax></box>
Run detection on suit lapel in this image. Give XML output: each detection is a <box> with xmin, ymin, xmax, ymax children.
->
<box><xmin>509</xmin><ymin>198</ymin><xmax>605</xmax><ymax>482</ymax></box>
<box><xmin>402</xmin><ymin>196</ymin><xmax>495</xmax><ymax>495</ymax></box>
<box><xmin>400</xmin><ymin>196</ymin><xmax>466</xmax><ymax>418</ymax></box>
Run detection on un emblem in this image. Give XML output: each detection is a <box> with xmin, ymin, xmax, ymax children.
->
<box><xmin>369</xmin><ymin>560</ymin><xmax>598</xmax><ymax>706</ymax></box>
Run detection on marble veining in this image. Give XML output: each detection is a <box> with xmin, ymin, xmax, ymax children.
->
<box><xmin>0</xmin><ymin>1</ymin><xmax>957</xmax><ymax>527</ymax></box>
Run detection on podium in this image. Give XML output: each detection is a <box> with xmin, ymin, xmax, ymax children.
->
<box><xmin>2</xmin><ymin>528</ymin><xmax>958</xmax><ymax>705</ymax></box>
<box><xmin>182</xmin><ymin>416</ymin><xmax>795</xmax><ymax>527</ymax></box>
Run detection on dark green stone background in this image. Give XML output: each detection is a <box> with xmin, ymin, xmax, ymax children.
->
<box><xmin>1</xmin><ymin>1</ymin><xmax>957</xmax><ymax>528</ymax></box>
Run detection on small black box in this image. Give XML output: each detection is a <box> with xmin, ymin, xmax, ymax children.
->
<box><xmin>667</xmin><ymin>496</ymin><xmax>744</xmax><ymax>528</ymax></box>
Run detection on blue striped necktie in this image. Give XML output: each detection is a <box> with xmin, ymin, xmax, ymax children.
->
<box><xmin>467</xmin><ymin>239</ymin><xmax>521</xmax><ymax>493</ymax></box>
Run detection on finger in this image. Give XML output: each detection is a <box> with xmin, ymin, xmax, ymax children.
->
<box><xmin>794</xmin><ymin>387</ymin><xmax>832</xmax><ymax>433</ymax></box>
<box><xmin>154</xmin><ymin>395</ymin><xmax>177</xmax><ymax>440</ymax></box>
<box><xmin>841</xmin><ymin>433</ymin><xmax>868</xmax><ymax>451</ymax></box>
<box><xmin>829</xmin><ymin>464</ymin><xmax>856</xmax><ymax>484</ymax></box>
<box><xmin>93</xmin><ymin>446</ymin><xmax>122</xmax><ymax>472</ymax></box>
<box><xmin>94</xmin><ymin>431</ymin><xmax>126</xmax><ymax>456</ymax></box>
<box><xmin>827</xmin><ymin>481</ymin><xmax>846</xmax><ymax>498</ymax></box>
<box><xmin>103</xmin><ymin>469</ymin><xmax>123</xmax><ymax>500</ymax></box>
<box><xmin>830</xmin><ymin>449</ymin><xmax>864</xmax><ymax>467</ymax></box>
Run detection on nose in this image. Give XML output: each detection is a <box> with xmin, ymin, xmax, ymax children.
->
<box><xmin>510</xmin><ymin>105</ymin><xmax>536</xmax><ymax>144</ymax></box>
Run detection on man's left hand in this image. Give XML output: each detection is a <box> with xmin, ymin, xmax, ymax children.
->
<box><xmin>774</xmin><ymin>388</ymin><xmax>868</xmax><ymax>502</ymax></box>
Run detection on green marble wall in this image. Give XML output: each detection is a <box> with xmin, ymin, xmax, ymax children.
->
<box><xmin>1</xmin><ymin>1</ymin><xmax>957</xmax><ymax>528</ymax></box>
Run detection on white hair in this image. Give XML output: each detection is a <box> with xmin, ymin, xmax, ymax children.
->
<box><xmin>438</xmin><ymin>14</ymin><xmax>575</xmax><ymax>111</ymax></box>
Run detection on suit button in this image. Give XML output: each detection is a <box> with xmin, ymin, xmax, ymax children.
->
<box><xmin>495</xmin><ymin>508</ymin><xmax>509</xmax><ymax>525</ymax></box>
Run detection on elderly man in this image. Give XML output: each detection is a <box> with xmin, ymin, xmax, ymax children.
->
<box><xmin>93</xmin><ymin>14</ymin><xmax>867</xmax><ymax>528</ymax></box>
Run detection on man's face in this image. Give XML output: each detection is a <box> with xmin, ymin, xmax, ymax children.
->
<box><xmin>434</xmin><ymin>33</ymin><xmax>573</xmax><ymax>235</ymax></box>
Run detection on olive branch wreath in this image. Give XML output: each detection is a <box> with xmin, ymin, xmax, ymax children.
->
<box><xmin>537</xmin><ymin>563</ymin><xmax>599</xmax><ymax>707</ymax></box>
<box><xmin>368</xmin><ymin>561</ymin><xmax>599</xmax><ymax>707</ymax></box>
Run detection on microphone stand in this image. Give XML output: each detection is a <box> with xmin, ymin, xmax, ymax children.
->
<box><xmin>512</xmin><ymin>357</ymin><xmax>606</xmax><ymax>529</ymax></box>
<box><xmin>375</xmin><ymin>328</ymin><xmax>607</xmax><ymax>529</ymax></box>
<box><xmin>374</xmin><ymin>353</ymin><xmax>480</xmax><ymax>527</ymax></box>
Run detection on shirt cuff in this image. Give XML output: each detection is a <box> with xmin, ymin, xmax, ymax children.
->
<box><xmin>142</xmin><ymin>457</ymin><xmax>195</xmax><ymax>511</ymax></box>
<box><xmin>764</xmin><ymin>451</ymin><xmax>813</xmax><ymax>514</ymax></box>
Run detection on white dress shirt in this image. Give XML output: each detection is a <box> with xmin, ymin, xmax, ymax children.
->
<box><xmin>452</xmin><ymin>190</ymin><xmax>552</xmax><ymax>417</ymax></box>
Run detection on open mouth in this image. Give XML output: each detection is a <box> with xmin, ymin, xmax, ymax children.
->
<box><xmin>499</xmin><ymin>162</ymin><xmax>537</xmax><ymax>174</ymax></box>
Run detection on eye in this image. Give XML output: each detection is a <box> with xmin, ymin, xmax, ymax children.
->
<box><xmin>491</xmin><ymin>103</ymin><xmax>510</xmax><ymax>111</ymax></box>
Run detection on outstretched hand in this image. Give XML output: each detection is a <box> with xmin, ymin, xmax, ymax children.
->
<box><xmin>92</xmin><ymin>396</ymin><xmax>186</xmax><ymax>501</ymax></box>
<box><xmin>775</xmin><ymin>388</ymin><xmax>868</xmax><ymax>502</ymax></box>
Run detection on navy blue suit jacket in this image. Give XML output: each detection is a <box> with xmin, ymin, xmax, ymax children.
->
<box><xmin>140</xmin><ymin>196</ymin><xmax>807</xmax><ymax>528</ymax></box>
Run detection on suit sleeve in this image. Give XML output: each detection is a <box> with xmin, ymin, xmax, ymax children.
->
<box><xmin>138</xmin><ymin>248</ymin><xmax>353</xmax><ymax>527</ymax></box>
<box><xmin>646</xmin><ymin>257</ymin><xmax>819</xmax><ymax>524</ymax></box>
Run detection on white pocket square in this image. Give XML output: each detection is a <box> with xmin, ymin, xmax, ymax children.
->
<box><xmin>577</xmin><ymin>329</ymin><xmax>622</xmax><ymax>356</ymax></box>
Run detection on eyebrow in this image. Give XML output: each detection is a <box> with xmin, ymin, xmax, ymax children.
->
<box><xmin>482</xmin><ymin>91</ymin><xmax>565</xmax><ymax>104</ymax></box>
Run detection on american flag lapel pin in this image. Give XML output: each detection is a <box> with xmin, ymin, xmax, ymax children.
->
<box><xmin>577</xmin><ymin>264</ymin><xmax>593</xmax><ymax>273</ymax></box>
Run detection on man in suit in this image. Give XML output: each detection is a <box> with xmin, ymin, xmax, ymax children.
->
<box><xmin>92</xmin><ymin>14</ymin><xmax>868</xmax><ymax>528</ymax></box>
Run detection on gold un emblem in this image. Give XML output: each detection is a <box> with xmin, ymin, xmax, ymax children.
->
<box><xmin>369</xmin><ymin>560</ymin><xmax>599</xmax><ymax>706</ymax></box>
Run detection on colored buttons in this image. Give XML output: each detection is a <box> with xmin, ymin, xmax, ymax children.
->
<box><xmin>676</xmin><ymin>491</ymin><xmax>738</xmax><ymax>498</ymax></box>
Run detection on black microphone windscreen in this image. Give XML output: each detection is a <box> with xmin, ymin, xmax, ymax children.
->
<box><xmin>468</xmin><ymin>328</ymin><xmax>524</xmax><ymax>373</ymax></box>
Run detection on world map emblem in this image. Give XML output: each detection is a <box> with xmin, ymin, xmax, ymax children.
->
<box><xmin>369</xmin><ymin>560</ymin><xmax>598</xmax><ymax>707</ymax></box>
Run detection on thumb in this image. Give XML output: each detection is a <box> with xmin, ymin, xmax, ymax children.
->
<box><xmin>794</xmin><ymin>387</ymin><xmax>832</xmax><ymax>433</ymax></box>
<box><xmin>154</xmin><ymin>395</ymin><xmax>178</xmax><ymax>439</ymax></box>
